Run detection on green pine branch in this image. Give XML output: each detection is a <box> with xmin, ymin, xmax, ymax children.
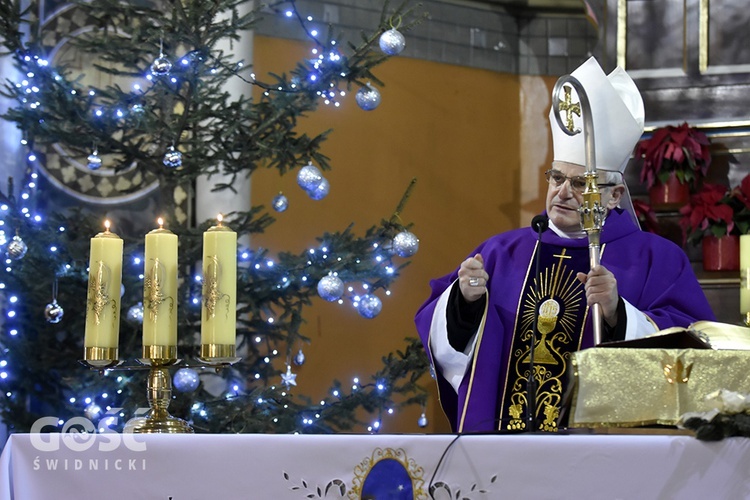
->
<box><xmin>0</xmin><ymin>0</ymin><xmax>430</xmax><ymax>434</ymax></box>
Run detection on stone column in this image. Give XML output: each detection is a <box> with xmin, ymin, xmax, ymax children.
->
<box><xmin>0</xmin><ymin>33</ymin><xmax>24</xmax><ymax>198</ymax></box>
<box><xmin>194</xmin><ymin>1</ymin><xmax>254</xmax><ymax>244</ymax></box>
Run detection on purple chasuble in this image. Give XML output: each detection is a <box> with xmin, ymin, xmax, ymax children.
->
<box><xmin>414</xmin><ymin>209</ymin><xmax>716</xmax><ymax>433</ymax></box>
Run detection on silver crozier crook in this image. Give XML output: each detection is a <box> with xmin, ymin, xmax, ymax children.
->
<box><xmin>551</xmin><ymin>75</ymin><xmax>605</xmax><ymax>346</ymax></box>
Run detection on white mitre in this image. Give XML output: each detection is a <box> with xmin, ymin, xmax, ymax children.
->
<box><xmin>548</xmin><ymin>57</ymin><xmax>645</xmax><ymax>227</ymax></box>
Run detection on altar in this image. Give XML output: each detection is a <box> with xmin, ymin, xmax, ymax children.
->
<box><xmin>2</xmin><ymin>432</ymin><xmax>750</xmax><ymax>499</ymax></box>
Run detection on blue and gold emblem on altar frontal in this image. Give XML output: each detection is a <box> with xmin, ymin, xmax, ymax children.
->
<box><xmin>352</xmin><ymin>448</ymin><xmax>426</xmax><ymax>499</ymax></box>
<box><xmin>283</xmin><ymin>447</ymin><xmax>427</xmax><ymax>499</ymax></box>
<box><xmin>349</xmin><ymin>448</ymin><xmax>427</xmax><ymax>500</ymax></box>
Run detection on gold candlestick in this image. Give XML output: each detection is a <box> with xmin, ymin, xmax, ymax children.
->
<box><xmin>123</xmin><ymin>359</ymin><xmax>193</xmax><ymax>434</ymax></box>
<box><xmin>82</xmin><ymin>344</ymin><xmax>240</xmax><ymax>433</ymax></box>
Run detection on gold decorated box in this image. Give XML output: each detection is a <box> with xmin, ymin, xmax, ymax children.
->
<box><xmin>567</xmin><ymin>323</ymin><xmax>750</xmax><ymax>428</ymax></box>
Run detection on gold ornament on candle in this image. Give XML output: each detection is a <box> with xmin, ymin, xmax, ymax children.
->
<box><xmin>84</xmin><ymin>220</ymin><xmax>123</xmax><ymax>367</ymax></box>
<box><xmin>89</xmin><ymin>261</ymin><xmax>111</xmax><ymax>325</ymax></box>
<box><xmin>203</xmin><ymin>255</ymin><xmax>229</xmax><ymax>319</ymax></box>
<box><xmin>143</xmin><ymin>217</ymin><xmax>178</xmax><ymax>360</ymax></box>
<box><xmin>200</xmin><ymin>214</ymin><xmax>238</xmax><ymax>362</ymax></box>
<box><xmin>144</xmin><ymin>258</ymin><xmax>170</xmax><ymax>322</ymax></box>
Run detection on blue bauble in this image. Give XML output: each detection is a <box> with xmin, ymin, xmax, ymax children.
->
<box><xmin>272</xmin><ymin>193</ymin><xmax>289</xmax><ymax>212</ymax></box>
<box><xmin>163</xmin><ymin>146</ymin><xmax>183</xmax><ymax>168</ymax></box>
<box><xmin>307</xmin><ymin>177</ymin><xmax>329</xmax><ymax>200</ymax></box>
<box><xmin>355</xmin><ymin>85</ymin><xmax>381</xmax><ymax>111</ymax></box>
<box><xmin>358</xmin><ymin>294</ymin><xmax>382</xmax><ymax>319</ymax></box>
<box><xmin>173</xmin><ymin>368</ymin><xmax>200</xmax><ymax>393</ymax></box>
<box><xmin>87</xmin><ymin>151</ymin><xmax>103</xmax><ymax>170</ymax></box>
<box><xmin>294</xmin><ymin>349</ymin><xmax>306</xmax><ymax>366</ymax></box>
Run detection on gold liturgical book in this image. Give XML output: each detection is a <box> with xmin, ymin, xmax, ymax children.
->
<box><xmin>568</xmin><ymin>321</ymin><xmax>750</xmax><ymax>428</ymax></box>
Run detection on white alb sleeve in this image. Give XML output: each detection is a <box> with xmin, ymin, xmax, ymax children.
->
<box><xmin>428</xmin><ymin>281</ymin><xmax>479</xmax><ymax>393</ymax></box>
<box><xmin>622</xmin><ymin>297</ymin><xmax>659</xmax><ymax>340</ymax></box>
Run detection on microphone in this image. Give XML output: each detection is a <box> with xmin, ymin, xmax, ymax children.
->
<box><xmin>527</xmin><ymin>215</ymin><xmax>547</xmax><ymax>432</ymax></box>
<box><xmin>531</xmin><ymin>214</ymin><xmax>549</xmax><ymax>233</ymax></box>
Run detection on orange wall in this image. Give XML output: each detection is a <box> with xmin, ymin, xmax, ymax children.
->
<box><xmin>251</xmin><ymin>35</ymin><xmax>552</xmax><ymax>433</ymax></box>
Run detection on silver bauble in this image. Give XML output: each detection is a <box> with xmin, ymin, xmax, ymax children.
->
<box><xmin>126</xmin><ymin>302</ymin><xmax>144</xmax><ymax>325</ymax></box>
<box><xmin>87</xmin><ymin>151</ymin><xmax>103</xmax><ymax>170</ymax></box>
<box><xmin>44</xmin><ymin>300</ymin><xmax>64</xmax><ymax>324</ymax></box>
<box><xmin>317</xmin><ymin>274</ymin><xmax>344</xmax><ymax>302</ymax></box>
<box><xmin>418</xmin><ymin>412</ymin><xmax>428</xmax><ymax>428</ymax></box>
<box><xmin>173</xmin><ymin>368</ymin><xmax>200</xmax><ymax>393</ymax></box>
<box><xmin>272</xmin><ymin>193</ymin><xmax>289</xmax><ymax>212</ymax></box>
<box><xmin>379</xmin><ymin>28</ymin><xmax>406</xmax><ymax>56</ymax></box>
<box><xmin>307</xmin><ymin>177</ymin><xmax>329</xmax><ymax>200</ymax></box>
<box><xmin>355</xmin><ymin>85</ymin><xmax>381</xmax><ymax>111</ymax></box>
<box><xmin>297</xmin><ymin>163</ymin><xmax>323</xmax><ymax>191</ymax></box>
<box><xmin>150</xmin><ymin>55</ymin><xmax>172</xmax><ymax>76</ymax></box>
<box><xmin>357</xmin><ymin>294</ymin><xmax>382</xmax><ymax>319</ymax></box>
<box><xmin>392</xmin><ymin>231</ymin><xmax>420</xmax><ymax>257</ymax></box>
<box><xmin>6</xmin><ymin>235</ymin><xmax>28</xmax><ymax>260</ymax></box>
<box><xmin>163</xmin><ymin>146</ymin><xmax>183</xmax><ymax>168</ymax></box>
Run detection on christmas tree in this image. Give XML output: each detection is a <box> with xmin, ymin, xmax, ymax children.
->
<box><xmin>0</xmin><ymin>0</ymin><xmax>429</xmax><ymax>434</ymax></box>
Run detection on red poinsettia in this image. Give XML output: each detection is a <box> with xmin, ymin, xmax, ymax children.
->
<box><xmin>730</xmin><ymin>173</ymin><xmax>750</xmax><ymax>210</ymax></box>
<box><xmin>729</xmin><ymin>174</ymin><xmax>750</xmax><ymax>235</ymax></box>
<box><xmin>636</xmin><ymin>122</ymin><xmax>711</xmax><ymax>190</ymax></box>
<box><xmin>679</xmin><ymin>183</ymin><xmax>734</xmax><ymax>244</ymax></box>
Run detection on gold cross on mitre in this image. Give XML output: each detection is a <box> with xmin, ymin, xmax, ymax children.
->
<box><xmin>558</xmin><ymin>86</ymin><xmax>581</xmax><ymax>133</ymax></box>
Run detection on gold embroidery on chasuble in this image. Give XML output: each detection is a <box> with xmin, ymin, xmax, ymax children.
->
<box><xmin>499</xmin><ymin>246</ymin><xmax>590</xmax><ymax>432</ymax></box>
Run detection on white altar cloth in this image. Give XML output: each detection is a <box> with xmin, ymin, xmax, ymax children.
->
<box><xmin>1</xmin><ymin>432</ymin><xmax>750</xmax><ymax>499</ymax></box>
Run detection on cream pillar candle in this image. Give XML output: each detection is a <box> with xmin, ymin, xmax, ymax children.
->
<box><xmin>84</xmin><ymin>220</ymin><xmax>123</xmax><ymax>365</ymax></box>
<box><xmin>200</xmin><ymin>214</ymin><xmax>237</xmax><ymax>358</ymax></box>
<box><xmin>143</xmin><ymin>218</ymin><xmax>178</xmax><ymax>359</ymax></box>
<box><xmin>741</xmin><ymin>235</ymin><xmax>750</xmax><ymax>320</ymax></box>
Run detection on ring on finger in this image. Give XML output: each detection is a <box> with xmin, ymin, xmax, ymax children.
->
<box><xmin>469</xmin><ymin>277</ymin><xmax>480</xmax><ymax>287</ymax></box>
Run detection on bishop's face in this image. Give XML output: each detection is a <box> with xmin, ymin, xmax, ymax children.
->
<box><xmin>545</xmin><ymin>162</ymin><xmax>620</xmax><ymax>234</ymax></box>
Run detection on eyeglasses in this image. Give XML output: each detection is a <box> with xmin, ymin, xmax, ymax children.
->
<box><xmin>544</xmin><ymin>169</ymin><xmax>617</xmax><ymax>194</ymax></box>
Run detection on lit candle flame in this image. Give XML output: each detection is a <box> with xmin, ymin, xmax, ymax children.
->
<box><xmin>217</xmin><ymin>214</ymin><xmax>223</xmax><ymax>227</ymax></box>
<box><xmin>104</xmin><ymin>220</ymin><xmax>111</xmax><ymax>232</ymax></box>
<box><xmin>157</xmin><ymin>217</ymin><xmax>164</xmax><ymax>229</ymax></box>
